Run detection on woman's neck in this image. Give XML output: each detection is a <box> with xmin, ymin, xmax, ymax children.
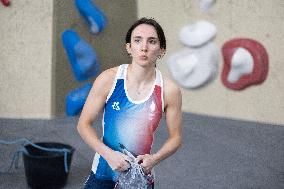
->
<box><xmin>126</xmin><ymin>63</ymin><xmax>156</xmax><ymax>100</ymax></box>
<box><xmin>127</xmin><ymin>63</ymin><xmax>156</xmax><ymax>85</ymax></box>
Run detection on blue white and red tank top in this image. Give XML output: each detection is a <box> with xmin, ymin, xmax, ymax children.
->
<box><xmin>91</xmin><ymin>64</ymin><xmax>164</xmax><ymax>181</ymax></box>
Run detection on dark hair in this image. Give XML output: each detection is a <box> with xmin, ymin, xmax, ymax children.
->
<box><xmin>125</xmin><ymin>17</ymin><xmax>166</xmax><ymax>50</ymax></box>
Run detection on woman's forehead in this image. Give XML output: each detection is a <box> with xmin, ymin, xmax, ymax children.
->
<box><xmin>131</xmin><ymin>24</ymin><xmax>158</xmax><ymax>38</ymax></box>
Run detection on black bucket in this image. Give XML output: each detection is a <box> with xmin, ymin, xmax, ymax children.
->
<box><xmin>23</xmin><ymin>142</ymin><xmax>75</xmax><ymax>189</ymax></box>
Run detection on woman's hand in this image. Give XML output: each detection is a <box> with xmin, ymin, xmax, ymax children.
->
<box><xmin>105</xmin><ymin>150</ymin><xmax>131</xmax><ymax>172</ymax></box>
<box><xmin>136</xmin><ymin>154</ymin><xmax>158</xmax><ymax>174</ymax></box>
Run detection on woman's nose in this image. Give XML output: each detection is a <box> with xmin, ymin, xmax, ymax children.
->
<box><xmin>141</xmin><ymin>41</ymin><xmax>148</xmax><ymax>52</ymax></box>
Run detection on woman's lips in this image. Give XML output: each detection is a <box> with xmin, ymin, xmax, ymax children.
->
<box><xmin>139</xmin><ymin>55</ymin><xmax>148</xmax><ymax>60</ymax></box>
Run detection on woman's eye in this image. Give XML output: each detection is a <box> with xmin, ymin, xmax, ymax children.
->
<box><xmin>134</xmin><ymin>39</ymin><xmax>141</xmax><ymax>43</ymax></box>
<box><xmin>149</xmin><ymin>40</ymin><xmax>157</xmax><ymax>44</ymax></box>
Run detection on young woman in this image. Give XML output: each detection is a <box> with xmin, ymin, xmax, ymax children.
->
<box><xmin>77</xmin><ymin>17</ymin><xmax>182</xmax><ymax>189</ymax></box>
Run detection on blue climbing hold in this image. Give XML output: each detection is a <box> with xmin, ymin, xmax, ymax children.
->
<box><xmin>74</xmin><ymin>0</ymin><xmax>107</xmax><ymax>34</ymax></box>
<box><xmin>66</xmin><ymin>83</ymin><xmax>92</xmax><ymax>116</ymax></box>
<box><xmin>62</xmin><ymin>29</ymin><xmax>100</xmax><ymax>82</ymax></box>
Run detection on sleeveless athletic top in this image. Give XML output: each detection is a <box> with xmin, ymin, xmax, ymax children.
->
<box><xmin>91</xmin><ymin>64</ymin><xmax>164</xmax><ymax>181</ymax></box>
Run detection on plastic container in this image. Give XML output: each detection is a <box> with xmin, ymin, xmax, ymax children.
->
<box><xmin>23</xmin><ymin>142</ymin><xmax>74</xmax><ymax>189</ymax></box>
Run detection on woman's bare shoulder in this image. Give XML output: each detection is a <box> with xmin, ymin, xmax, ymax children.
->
<box><xmin>96</xmin><ymin>66</ymin><xmax>118</xmax><ymax>83</ymax></box>
<box><xmin>101</xmin><ymin>66</ymin><xmax>119</xmax><ymax>77</ymax></box>
<box><xmin>92</xmin><ymin>66</ymin><xmax>119</xmax><ymax>94</ymax></box>
<box><xmin>163</xmin><ymin>76</ymin><xmax>181</xmax><ymax>94</ymax></box>
<box><xmin>163</xmin><ymin>76</ymin><xmax>182</xmax><ymax>106</ymax></box>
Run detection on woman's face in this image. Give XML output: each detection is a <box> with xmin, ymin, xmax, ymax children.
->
<box><xmin>126</xmin><ymin>24</ymin><xmax>164</xmax><ymax>67</ymax></box>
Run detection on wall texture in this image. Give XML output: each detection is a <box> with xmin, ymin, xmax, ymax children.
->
<box><xmin>1</xmin><ymin>0</ymin><xmax>283</xmax><ymax>125</ymax></box>
<box><xmin>0</xmin><ymin>0</ymin><xmax>137</xmax><ymax>119</ymax></box>
<box><xmin>0</xmin><ymin>0</ymin><xmax>54</xmax><ymax>119</ymax></box>
<box><xmin>52</xmin><ymin>0</ymin><xmax>137</xmax><ymax>116</ymax></box>
<box><xmin>137</xmin><ymin>0</ymin><xmax>284</xmax><ymax>125</ymax></box>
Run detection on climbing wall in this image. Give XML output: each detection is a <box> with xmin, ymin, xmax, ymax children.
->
<box><xmin>137</xmin><ymin>0</ymin><xmax>284</xmax><ymax>125</ymax></box>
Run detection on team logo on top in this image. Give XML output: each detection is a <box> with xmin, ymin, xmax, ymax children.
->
<box><xmin>112</xmin><ymin>102</ymin><xmax>120</xmax><ymax>110</ymax></box>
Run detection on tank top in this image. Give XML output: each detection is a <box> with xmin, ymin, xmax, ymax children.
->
<box><xmin>91</xmin><ymin>64</ymin><xmax>164</xmax><ymax>181</ymax></box>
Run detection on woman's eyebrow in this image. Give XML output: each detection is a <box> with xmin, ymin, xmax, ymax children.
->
<box><xmin>148</xmin><ymin>37</ymin><xmax>158</xmax><ymax>40</ymax></box>
<box><xmin>133</xmin><ymin>36</ymin><xmax>158</xmax><ymax>40</ymax></box>
<box><xmin>133</xmin><ymin>36</ymin><xmax>142</xmax><ymax>39</ymax></box>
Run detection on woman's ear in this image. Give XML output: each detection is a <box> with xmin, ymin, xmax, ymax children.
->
<box><xmin>159</xmin><ymin>48</ymin><xmax>166</xmax><ymax>58</ymax></box>
<box><xmin>125</xmin><ymin>43</ymin><xmax>131</xmax><ymax>55</ymax></box>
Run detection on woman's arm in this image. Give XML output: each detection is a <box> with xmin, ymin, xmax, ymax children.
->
<box><xmin>77</xmin><ymin>67</ymin><xmax>131</xmax><ymax>172</ymax></box>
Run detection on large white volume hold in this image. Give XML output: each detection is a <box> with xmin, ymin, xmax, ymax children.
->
<box><xmin>167</xmin><ymin>42</ymin><xmax>219</xmax><ymax>89</ymax></box>
<box><xmin>179</xmin><ymin>20</ymin><xmax>217</xmax><ymax>47</ymax></box>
